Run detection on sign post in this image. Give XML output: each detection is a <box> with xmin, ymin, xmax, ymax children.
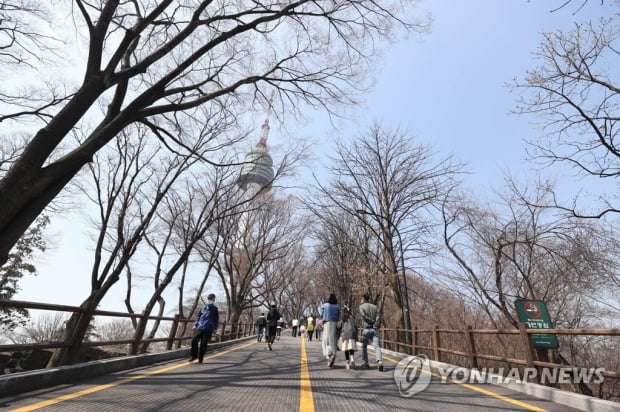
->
<box><xmin>515</xmin><ymin>299</ymin><xmax>558</xmax><ymax>349</ymax></box>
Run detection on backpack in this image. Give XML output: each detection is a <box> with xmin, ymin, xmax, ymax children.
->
<box><xmin>257</xmin><ymin>317</ymin><xmax>267</xmax><ymax>327</ymax></box>
<box><xmin>316</xmin><ymin>319</ymin><xmax>323</xmax><ymax>330</ymax></box>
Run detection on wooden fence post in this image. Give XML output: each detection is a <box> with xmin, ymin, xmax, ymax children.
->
<box><xmin>413</xmin><ymin>326</ymin><xmax>418</xmax><ymax>356</ymax></box>
<box><xmin>465</xmin><ymin>325</ymin><xmax>478</xmax><ymax>369</ymax></box>
<box><xmin>166</xmin><ymin>314</ymin><xmax>181</xmax><ymax>350</ymax></box>
<box><xmin>130</xmin><ymin>311</ymin><xmax>147</xmax><ymax>355</ymax></box>
<box><xmin>176</xmin><ymin>318</ymin><xmax>189</xmax><ymax>349</ymax></box>
<box><xmin>518</xmin><ymin>322</ymin><xmax>540</xmax><ymax>383</ymax></box>
<box><xmin>395</xmin><ymin>327</ymin><xmax>400</xmax><ymax>352</ymax></box>
<box><xmin>432</xmin><ymin>325</ymin><xmax>441</xmax><ymax>362</ymax></box>
<box><xmin>219</xmin><ymin>321</ymin><xmax>226</xmax><ymax>342</ymax></box>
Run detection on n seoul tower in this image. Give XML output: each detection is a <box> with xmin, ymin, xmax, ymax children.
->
<box><xmin>234</xmin><ymin>97</ymin><xmax>276</xmax><ymax>254</ymax></box>
<box><xmin>237</xmin><ymin>97</ymin><xmax>275</xmax><ymax>198</ymax></box>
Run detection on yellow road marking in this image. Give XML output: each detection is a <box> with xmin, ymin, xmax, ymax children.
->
<box><xmin>382</xmin><ymin>354</ymin><xmax>548</xmax><ymax>412</ymax></box>
<box><xmin>9</xmin><ymin>341</ymin><xmax>257</xmax><ymax>412</ymax></box>
<box><xmin>299</xmin><ymin>337</ymin><xmax>315</xmax><ymax>412</ymax></box>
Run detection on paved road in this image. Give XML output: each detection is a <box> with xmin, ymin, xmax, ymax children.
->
<box><xmin>1</xmin><ymin>335</ymin><xmax>583</xmax><ymax>411</ymax></box>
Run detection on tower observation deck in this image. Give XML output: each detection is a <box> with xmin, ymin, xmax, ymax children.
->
<box><xmin>237</xmin><ymin>109</ymin><xmax>275</xmax><ymax>194</ymax></box>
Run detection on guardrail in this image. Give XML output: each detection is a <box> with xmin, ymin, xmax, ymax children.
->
<box><xmin>0</xmin><ymin>299</ymin><xmax>253</xmax><ymax>358</ymax></box>
<box><xmin>379</xmin><ymin>324</ymin><xmax>620</xmax><ymax>381</ymax></box>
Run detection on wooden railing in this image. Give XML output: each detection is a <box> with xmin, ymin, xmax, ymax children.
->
<box><xmin>3</xmin><ymin>299</ymin><xmax>618</xmax><ymax>384</ymax></box>
<box><xmin>0</xmin><ymin>299</ymin><xmax>253</xmax><ymax>356</ymax></box>
<box><xmin>377</xmin><ymin>324</ymin><xmax>620</xmax><ymax>380</ymax></box>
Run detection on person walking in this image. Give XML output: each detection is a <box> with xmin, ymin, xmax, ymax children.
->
<box><xmin>299</xmin><ymin>323</ymin><xmax>306</xmax><ymax>337</ymax></box>
<box><xmin>256</xmin><ymin>313</ymin><xmax>267</xmax><ymax>342</ymax></box>
<box><xmin>298</xmin><ymin>316</ymin><xmax>305</xmax><ymax>337</ymax></box>
<box><xmin>359</xmin><ymin>293</ymin><xmax>383</xmax><ymax>371</ymax></box>
<box><xmin>291</xmin><ymin>317</ymin><xmax>299</xmax><ymax>337</ymax></box>
<box><xmin>338</xmin><ymin>307</ymin><xmax>358</xmax><ymax>369</ymax></box>
<box><xmin>306</xmin><ymin>314</ymin><xmax>315</xmax><ymax>341</ymax></box>
<box><xmin>190</xmin><ymin>293</ymin><xmax>219</xmax><ymax>364</ymax></box>
<box><xmin>320</xmin><ymin>293</ymin><xmax>341</xmax><ymax>368</ymax></box>
<box><xmin>315</xmin><ymin>317</ymin><xmax>323</xmax><ymax>341</ymax></box>
<box><xmin>266</xmin><ymin>303</ymin><xmax>281</xmax><ymax>351</ymax></box>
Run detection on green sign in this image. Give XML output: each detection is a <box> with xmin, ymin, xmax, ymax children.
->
<box><xmin>515</xmin><ymin>299</ymin><xmax>558</xmax><ymax>349</ymax></box>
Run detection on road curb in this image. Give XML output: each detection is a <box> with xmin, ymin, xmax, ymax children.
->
<box><xmin>379</xmin><ymin>347</ymin><xmax>619</xmax><ymax>412</ymax></box>
<box><xmin>0</xmin><ymin>337</ymin><xmax>254</xmax><ymax>398</ymax></box>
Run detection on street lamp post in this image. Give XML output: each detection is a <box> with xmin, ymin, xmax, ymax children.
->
<box><xmin>355</xmin><ymin>209</ymin><xmax>414</xmax><ymax>354</ymax></box>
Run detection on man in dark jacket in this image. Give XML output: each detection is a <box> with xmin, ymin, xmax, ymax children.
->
<box><xmin>266</xmin><ymin>304</ymin><xmax>281</xmax><ymax>351</ymax></box>
<box><xmin>190</xmin><ymin>293</ymin><xmax>219</xmax><ymax>363</ymax></box>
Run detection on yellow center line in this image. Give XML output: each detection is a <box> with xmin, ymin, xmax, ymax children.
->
<box><xmin>299</xmin><ymin>337</ymin><xmax>315</xmax><ymax>412</ymax></box>
<box><xmin>381</xmin><ymin>354</ymin><xmax>548</xmax><ymax>412</ymax></box>
<box><xmin>9</xmin><ymin>341</ymin><xmax>257</xmax><ymax>412</ymax></box>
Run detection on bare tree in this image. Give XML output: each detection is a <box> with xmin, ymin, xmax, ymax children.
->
<box><xmin>130</xmin><ymin>165</ymin><xmax>242</xmax><ymax>354</ymax></box>
<box><xmin>204</xmin><ymin>193</ymin><xmax>306</xmax><ymax>330</ymax></box>
<box><xmin>6</xmin><ymin>312</ymin><xmax>67</xmax><ymax>344</ymax></box>
<box><xmin>96</xmin><ymin>318</ymin><xmax>134</xmax><ymax>353</ymax></box>
<box><xmin>258</xmin><ymin>218</ymin><xmax>311</xmax><ymax>319</ymax></box>
<box><xmin>306</xmin><ymin>208</ymin><xmax>384</xmax><ymax>310</ymax></box>
<box><xmin>442</xmin><ymin>179</ymin><xmax>619</xmax><ymax>329</ymax></box>
<box><xmin>47</xmin><ymin>124</ymin><xmax>212</xmax><ymax>366</ymax></box>
<box><xmin>512</xmin><ymin>11</ymin><xmax>620</xmax><ymax>217</ymax></box>
<box><xmin>309</xmin><ymin>122</ymin><xmax>461</xmax><ymax>333</ymax></box>
<box><xmin>441</xmin><ymin>178</ymin><xmax>619</xmax><ymax>397</ymax></box>
<box><xmin>0</xmin><ymin>0</ymin><xmax>427</xmax><ymax>266</ymax></box>
<box><xmin>0</xmin><ymin>1</ymin><xmax>57</xmax><ymax>67</ymax></box>
<box><xmin>275</xmin><ymin>244</ymin><xmax>315</xmax><ymax>321</ymax></box>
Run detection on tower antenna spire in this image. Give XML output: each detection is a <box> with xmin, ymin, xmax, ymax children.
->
<box><xmin>257</xmin><ymin>90</ymin><xmax>275</xmax><ymax>148</ymax></box>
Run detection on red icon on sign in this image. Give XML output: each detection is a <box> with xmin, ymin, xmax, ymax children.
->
<box><xmin>523</xmin><ymin>301</ymin><xmax>542</xmax><ymax>319</ymax></box>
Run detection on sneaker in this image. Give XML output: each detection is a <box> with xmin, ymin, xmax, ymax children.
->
<box><xmin>198</xmin><ymin>359</ymin><xmax>203</xmax><ymax>364</ymax></box>
<box><xmin>362</xmin><ymin>362</ymin><xmax>370</xmax><ymax>369</ymax></box>
<box><xmin>268</xmin><ymin>343</ymin><xmax>272</xmax><ymax>351</ymax></box>
<box><xmin>189</xmin><ymin>357</ymin><xmax>197</xmax><ymax>362</ymax></box>
<box><xmin>345</xmin><ymin>363</ymin><xmax>350</xmax><ymax>369</ymax></box>
<box><xmin>377</xmin><ymin>361</ymin><xmax>383</xmax><ymax>371</ymax></box>
<box><xmin>350</xmin><ymin>359</ymin><xmax>355</xmax><ymax>369</ymax></box>
<box><xmin>328</xmin><ymin>355</ymin><xmax>336</xmax><ymax>368</ymax></box>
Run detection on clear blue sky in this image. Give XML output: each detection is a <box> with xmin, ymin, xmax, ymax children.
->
<box><xmin>300</xmin><ymin>1</ymin><xmax>613</xmax><ymax>191</ymax></box>
<box><xmin>17</xmin><ymin>1</ymin><xmax>614</xmax><ymax>311</ymax></box>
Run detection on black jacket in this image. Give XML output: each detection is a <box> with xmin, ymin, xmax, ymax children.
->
<box><xmin>267</xmin><ymin>308</ymin><xmax>281</xmax><ymax>327</ymax></box>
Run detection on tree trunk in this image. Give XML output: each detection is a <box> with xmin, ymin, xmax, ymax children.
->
<box><xmin>46</xmin><ymin>298</ymin><xmax>99</xmax><ymax>367</ymax></box>
<box><xmin>228</xmin><ymin>303</ymin><xmax>243</xmax><ymax>336</ymax></box>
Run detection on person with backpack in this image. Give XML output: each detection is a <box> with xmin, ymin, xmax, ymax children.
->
<box><xmin>256</xmin><ymin>313</ymin><xmax>267</xmax><ymax>342</ymax></box>
<box><xmin>337</xmin><ymin>307</ymin><xmax>358</xmax><ymax>369</ymax></box>
<box><xmin>190</xmin><ymin>293</ymin><xmax>219</xmax><ymax>364</ymax></box>
<box><xmin>306</xmin><ymin>314</ymin><xmax>315</xmax><ymax>341</ymax></box>
<box><xmin>266</xmin><ymin>304</ymin><xmax>281</xmax><ymax>350</ymax></box>
<box><xmin>315</xmin><ymin>316</ymin><xmax>323</xmax><ymax>340</ymax></box>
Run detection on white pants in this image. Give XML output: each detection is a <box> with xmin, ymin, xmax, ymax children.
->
<box><xmin>321</xmin><ymin>321</ymin><xmax>338</xmax><ymax>359</ymax></box>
